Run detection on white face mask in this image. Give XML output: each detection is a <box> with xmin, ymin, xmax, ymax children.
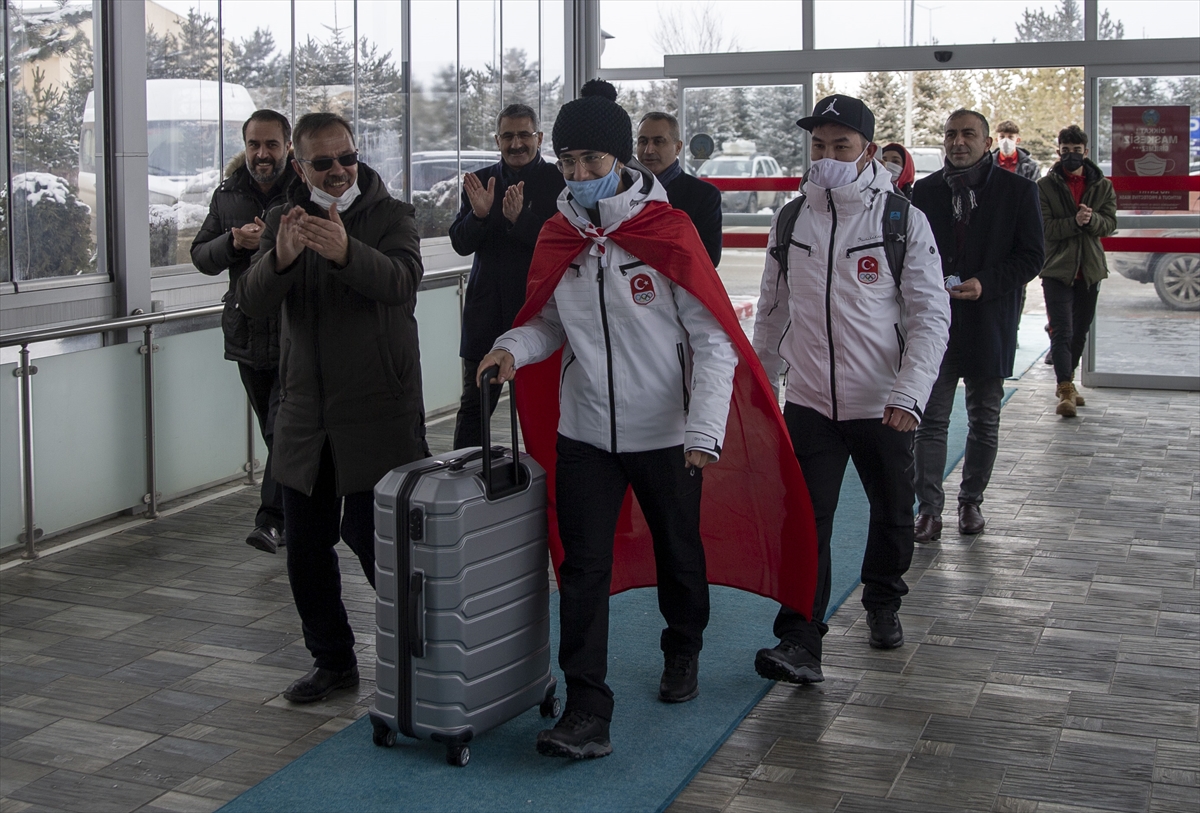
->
<box><xmin>307</xmin><ymin>178</ymin><xmax>361</xmax><ymax>213</ymax></box>
<box><xmin>884</xmin><ymin>162</ymin><xmax>904</xmax><ymax>182</ymax></box>
<box><xmin>998</xmin><ymin>137</ymin><xmax>1017</xmax><ymax>156</ymax></box>
<box><xmin>806</xmin><ymin>147</ymin><xmax>867</xmax><ymax>190</ymax></box>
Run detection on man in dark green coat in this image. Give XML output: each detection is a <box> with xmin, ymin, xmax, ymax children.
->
<box><xmin>1037</xmin><ymin>124</ymin><xmax>1117</xmax><ymax>418</ymax></box>
<box><xmin>239</xmin><ymin>112</ymin><xmax>428</xmax><ymax>704</ymax></box>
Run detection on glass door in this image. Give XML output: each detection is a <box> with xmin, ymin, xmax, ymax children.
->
<box><xmin>1084</xmin><ymin>69</ymin><xmax>1200</xmax><ymax>390</ymax></box>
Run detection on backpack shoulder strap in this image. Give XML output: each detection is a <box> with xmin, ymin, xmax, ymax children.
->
<box><xmin>767</xmin><ymin>194</ymin><xmax>807</xmax><ymax>279</ymax></box>
<box><xmin>881</xmin><ymin>191</ymin><xmax>910</xmax><ymax>288</ymax></box>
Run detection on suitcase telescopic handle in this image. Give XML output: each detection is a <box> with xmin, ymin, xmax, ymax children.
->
<box><xmin>479</xmin><ymin>364</ymin><xmax>521</xmax><ymax>499</ymax></box>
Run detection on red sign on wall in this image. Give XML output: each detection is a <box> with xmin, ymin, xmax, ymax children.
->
<box><xmin>1112</xmin><ymin>105</ymin><xmax>1190</xmax><ymax>211</ymax></box>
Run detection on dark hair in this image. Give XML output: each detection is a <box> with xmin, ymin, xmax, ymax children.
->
<box><xmin>496</xmin><ymin>104</ymin><xmax>539</xmax><ymax>133</ymax></box>
<box><xmin>242</xmin><ymin>109</ymin><xmax>291</xmax><ymax>143</ymax></box>
<box><xmin>946</xmin><ymin>108</ymin><xmax>990</xmax><ymax>136</ymax></box>
<box><xmin>292</xmin><ymin>112</ymin><xmax>355</xmax><ymax>158</ymax></box>
<box><xmin>1058</xmin><ymin>124</ymin><xmax>1087</xmax><ymax>146</ymax></box>
<box><xmin>995</xmin><ymin>120</ymin><xmax>1020</xmax><ymax>135</ymax></box>
<box><xmin>638</xmin><ymin>112</ymin><xmax>680</xmax><ymax>143</ymax></box>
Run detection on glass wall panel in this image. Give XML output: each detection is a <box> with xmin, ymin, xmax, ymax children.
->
<box><xmin>356</xmin><ymin>0</ymin><xmax>407</xmax><ymax>199</ymax></box>
<box><xmin>294</xmin><ymin>0</ymin><xmax>354</xmax><ymax>118</ymax></box>
<box><xmin>1100</xmin><ymin>1</ymin><xmax>1200</xmax><ymax>40</ymax></box>
<box><xmin>599</xmin><ymin>0</ymin><xmax>803</xmax><ymax>69</ymax></box>
<box><xmin>6</xmin><ymin>0</ymin><xmax>98</xmax><ymax>280</ymax></box>
<box><xmin>460</xmin><ymin>0</ymin><xmax>500</xmax><ymax>152</ymax></box>
<box><xmin>815</xmin><ymin>0</ymin><xmax>1081</xmax><ymax>49</ymax></box>
<box><xmin>501</xmin><ymin>0</ymin><xmax>540</xmax><ymax>113</ymax></box>
<box><xmin>540</xmin><ymin>0</ymin><xmax>565</xmax><ymax>138</ymax></box>
<box><xmin>411</xmin><ymin>0</ymin><xmax>460</xmax><ymax>239</ymax></box>
<box><xmin>144</xmin><ymin>0</ymin><xmax>230</xmax><ymax>268</ymax></box>
<box><xmin>1092</xmin><ymin>75</ymin><xmax>1199</xmax><ymax>382</ymax></box>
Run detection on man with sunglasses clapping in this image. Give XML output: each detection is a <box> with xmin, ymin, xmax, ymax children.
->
<box><xmin>238</xmin><ymin>112</ymin><xmax>428</xmax><ymax>705</ymax></box>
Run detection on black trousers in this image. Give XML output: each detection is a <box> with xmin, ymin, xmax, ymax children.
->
<box><xmin>555</xmin><ymin>435</ymin><xmax>709</xmax><ymax>721</ymax></box>
<box><xmin>772</xmin><ymin>404</ymin><xmax>915</xmax><ymax>660</ymax></box>
<box><xmin>282</xmin><ymin>443</ymin><xmax>376</xmax><ymax>672</ymax></box>
<box><xmin>1043</xmin><ymin>276</ymin><xmax>1100</xmax><ymax>385</ymax></box>
<box><xmin>237</xmin><ymin>363</ymin><xmax>285</xmax><ymax>532</ymax></box>
<box><xmin>452</xmin><ymin>358</ymin><xmax>503</xmax><ymax>450</ymax></box>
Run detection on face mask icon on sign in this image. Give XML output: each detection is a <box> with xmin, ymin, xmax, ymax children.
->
<box><xmin>1127</xmin><ymin>152</ymin><xmax>1174</xmax><ymax>176</ymax></box>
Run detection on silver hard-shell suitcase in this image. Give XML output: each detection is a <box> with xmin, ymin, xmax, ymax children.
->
<box><xmin>368</xmin><ymin>371</ymin><xmax>558</xmax><ymax>766</ymax></box>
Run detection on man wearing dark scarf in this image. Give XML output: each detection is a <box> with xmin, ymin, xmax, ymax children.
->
<box><xmin>910</xmin><ymin>109</ymin><xmax>1044</xmax><ymax>541</ymax></box>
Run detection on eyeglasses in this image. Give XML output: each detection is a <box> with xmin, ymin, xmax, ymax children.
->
<box><xmin>297</xmin><ymin>152</ymin><xmax>359</xmax><ymax>172</ymax></box>
<box><xmin>556</xmin><ymin>153</ymin><xmax>610</xmax><ymax>174</ymax></box>
<box><xmin>497</xmin><ymin>131</ymin><xmax>539</xmax><ymax>143</ymax></box>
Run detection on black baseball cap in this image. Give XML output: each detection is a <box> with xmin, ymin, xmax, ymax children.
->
<box><xmin>797</xmin><ymin>94</ymin><xmax>875</xmax><ymax>142</ymax></box>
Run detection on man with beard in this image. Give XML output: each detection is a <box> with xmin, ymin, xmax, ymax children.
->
<box><xmin>911</xmin><ymin>109</ymin><xmax>1044</xmax><ymax>540</ymax></box>
<box><xmin>192</xmin><ymin>109</ymin><xmax>296</xmax><ymax>555</ymax></box>
<box><xmin>449</xmin><ymin>103</ymin><xmax>564</xmax><ymax>449</ymax></box>
<box><xmin>238</xmin><ymin>112</ymin><xmax>427</xmax><ymax>703</ymax></box>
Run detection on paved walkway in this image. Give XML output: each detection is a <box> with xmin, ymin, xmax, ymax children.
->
<box><xmin>1</xmin><ymin>361</ymin><xmax>1196</xmax><ymax>812</ymax></box>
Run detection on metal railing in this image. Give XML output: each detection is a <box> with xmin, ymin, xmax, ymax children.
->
<box><xmin>1</xmin><ymin>304</ymin><xmax>225</xmax><ymax>559</ymax></box>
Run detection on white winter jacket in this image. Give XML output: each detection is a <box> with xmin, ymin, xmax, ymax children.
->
<box><xmin>493</xmin><ymin>160</ymin><xmax>738</xmax><ymax>458</ymax></box>
<box><xmin>753</xmin><ymin>161</ymin><xmax>950</xmax><ymax>422</ymax></box>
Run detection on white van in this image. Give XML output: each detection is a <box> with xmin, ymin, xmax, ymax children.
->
<box><xmin>79</xmin><ymin>78</ymin><xmax>259</xmax><ymax>212</ymax></box>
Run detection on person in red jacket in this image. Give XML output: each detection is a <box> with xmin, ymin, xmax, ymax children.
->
<box><xmin>881</xmin><ymin>142</ymin><xmax>916</xmax><ymax>199</ymax></box>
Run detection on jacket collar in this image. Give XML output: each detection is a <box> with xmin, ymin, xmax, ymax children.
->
<box><xmin>500</xmin><ymin>151</ymin><xmax>546</xmax><ymax>181</ymax></box>
<box><xmin>556</xmin><ymin>158</ymin><xmax>668</xmax><ymax>235</ymax></box>
<box><xmin>1051</xmin><ymin>157</ymin><xmax>1104</xmax><ymax>186</ymax></box>
<box><xmin>803</xmin><ymin>159</ymin><xmax>893</xmax><ymax>216</ymax></box>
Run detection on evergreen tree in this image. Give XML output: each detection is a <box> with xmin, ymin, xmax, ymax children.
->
<box><xmin>226</xmin><ymin>28</ymin><xmax>286</xmax><ymax>91</ymax></box>
<box><xmin>858</xmin><ymin>71</ymin><xmax>905</xmax><ymax>145</ymax></box>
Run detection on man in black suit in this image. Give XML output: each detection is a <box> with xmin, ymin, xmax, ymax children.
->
<box><xmin>636</xmin><ymin>112</ymin><xmax>722</xmax><ymax>267</ymax></box>
<box><xmin>910</xmin><ymin>109</ymin><xmax>1044</xmax><ymax>540</ymax></box>
<box><xmin>449</xmin><ymin>103</ymin><xmax>565</xmax><ymax>448</ymax></box>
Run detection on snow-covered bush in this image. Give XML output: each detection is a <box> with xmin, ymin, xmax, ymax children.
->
<box><xmin>1</xmin><ymin>173</ymin><xmax>94</xmax><ymax>279</ymax></box>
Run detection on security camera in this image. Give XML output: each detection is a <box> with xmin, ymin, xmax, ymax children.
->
<box><xmin>934</xmin><ymin>50</ymin><xmax>953</xmax><ymax>63</ymax></box>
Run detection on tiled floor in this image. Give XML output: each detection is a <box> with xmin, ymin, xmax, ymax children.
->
<box><xmin>1</xmin><ymin>361</ymin><xmax>1197</xmax><ymax>812</ymax></box>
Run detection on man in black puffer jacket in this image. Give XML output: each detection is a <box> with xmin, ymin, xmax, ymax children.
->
<box><xmin>449</xmin><ymin>103</ymin><xmax>564</xmax><ymax>449</ymax></box>
<box><xmin>191</xmin><ymin>109</ymin><xmax>296</xmax><ymax>555</ymax></box>
<box><xmin>239</xmin><ymin>112</ymin><xmax>427</xmax><ymax>705</ymax></box>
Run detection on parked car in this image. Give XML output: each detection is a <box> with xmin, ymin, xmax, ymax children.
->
<box><xmin>1106</xmin><ymin>165</ymin><xmax>1200</xmax><ymax>311</ymax></box>
<box><xmin>908</xmin><ymin>147</ymin><xmax>944</xmax><ymax>181</ymax></box>
<box><xmin>696</xmin><ymin>141</ymin><xmax>788</xmax><ymax>214</ymax></box>
<box><xmin>385</xmin><ymin>150</ymin><xmax>501</xmax><ymax>198</ymax></box>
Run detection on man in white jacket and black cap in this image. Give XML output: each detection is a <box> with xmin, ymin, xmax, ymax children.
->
<box><xmin>751</xmin><ymin>94</ymin><xmax>951</xmax><ymax>684</ymax></box>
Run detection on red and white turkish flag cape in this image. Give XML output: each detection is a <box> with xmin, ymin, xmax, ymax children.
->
<box><xmin>512</xmin><ymin>202</ymin><xmax>818</xmax><ymax>617</ymax></box>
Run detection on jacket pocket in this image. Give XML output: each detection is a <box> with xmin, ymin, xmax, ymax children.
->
<box><xmin>893</xmin><ymin>323</ymin><xmax>906</xmax><ymax>373</ymax></box>
<box><xmin>220</xmin><ymin>290</ymin><xmax>250</xmax><ymax>356</ymax></box>
<box><xmin>847</xmin><ymin>241</ymin><xmax>885</xmax><ymax>257</ymax></box>
<box><xmin>376</xmin><ymin>335</ymin><xmax>405</xmax><ymax>398</ymax></box>
<box><xmin>559</xmin><ymin>352</ymin><xmax>577</xmax><ymax>399</ymax></box>
<box><xmin>676</xmin><ymin>342</ymin><xmax>691</xmax><ymax>414</ymax></box>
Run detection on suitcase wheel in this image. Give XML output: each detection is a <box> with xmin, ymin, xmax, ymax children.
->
<box><xmin>539</xmin><ymin>695</ymin><xmax>561</xmax><ymax>719</ymax></box>
<box><xmin>370</xmin><ymin>717</ymin><xmax>397</xmax><ymax>748</ymax></box>
<box><xmin>446</xmin><ymin>744</ymin><xmax>470</xmax><ymax>767</ymax></box>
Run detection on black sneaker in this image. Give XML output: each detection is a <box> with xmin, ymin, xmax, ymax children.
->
<box><xmin>535</xmin><ymin>709</ymin><xmax>612</xmax><ymax>760</ymax></box>
<box><xmin>282</xmin><ymin>666</ymin><xmax>359</xmax><ymax>703</ymax></box>
<box><xmin>867</xmin><ymin>608</ymin><xmax>904</xmax><ymax>649</ymax></box>
<box><xmin>658</xmin><ymin>652</ymin><xmax>699</xmax><ymax>703</ymax></box>
<box><xmin>753</xmin><ymin>640</ymin><xmax>823</xmax><ymax>684</ymax></box>
<box><xmin>246</xmin><ymin>525</ymin><xmax>281</xmax><ymax>554</ymax></box>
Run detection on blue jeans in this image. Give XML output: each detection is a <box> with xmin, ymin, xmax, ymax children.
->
<box><xmin>913</xmin><ymin>370</ymin><xmax>1005</xmax><ymax>516</ymax></box>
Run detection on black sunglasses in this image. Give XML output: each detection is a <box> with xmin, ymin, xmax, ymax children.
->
<box><xmin>298</xmin><ymin>152</ymin><xmax>359</xmax><ymax>172</ymax></box>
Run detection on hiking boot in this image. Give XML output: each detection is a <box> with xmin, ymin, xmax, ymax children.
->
<box><xmin>867</xmin><ymin>608</ymin><xmax>904</xmax><ymax>649</ymax></box>
<box><xmin>914</xmin><ymin>514</ymin><xmax>942</xmax><ymax>543</ymax></box>
<box><xmin>1067</xmin><ymin>382</ymin><xmax>1085</xmax><ymax>406</ymax></box>
<box><xmin>535</xmin><ymin>709</ymin><xmax>612</xmax><ymax>760</ymax></box>
<box><xmin>754</xmin><ymin>640</ymin><xmax>823</xmax><ymax>684</ymax></box>
<box><xmin>283</xmin><ymin>666</ymin><xmax>359</xmax><ymax>703</ymax></box>
<box><xmin>659</xmin><ymin>652</ymin><xmax>699</xmax><ymax>703</ymax></box>
<box><xmin>1055</xmin><ymin>382</ymin><xmax>1077</xmax><ymax>418</ymax></box>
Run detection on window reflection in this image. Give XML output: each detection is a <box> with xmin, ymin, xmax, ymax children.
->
<box><xmin>5</xmin><ymin>0</ymin><xmax>98</xmax><ymax>281</ymax></box>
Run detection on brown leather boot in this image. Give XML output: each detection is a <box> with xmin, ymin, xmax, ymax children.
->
<box><xmin>1055</xmin><ymin>382</ymin><xmax>1077</xmax><ymax>418</ymax></box>
<box><xmin>1067</xmin><ymin>382</ymin><xmax>1085</xmax><ymax>406</ymax></box>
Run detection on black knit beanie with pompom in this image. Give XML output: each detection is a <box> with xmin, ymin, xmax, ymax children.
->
<box><xmin>551</xmin><ymin>79</ymin><xmax>633</xmax><ymax>164</ymax></box>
